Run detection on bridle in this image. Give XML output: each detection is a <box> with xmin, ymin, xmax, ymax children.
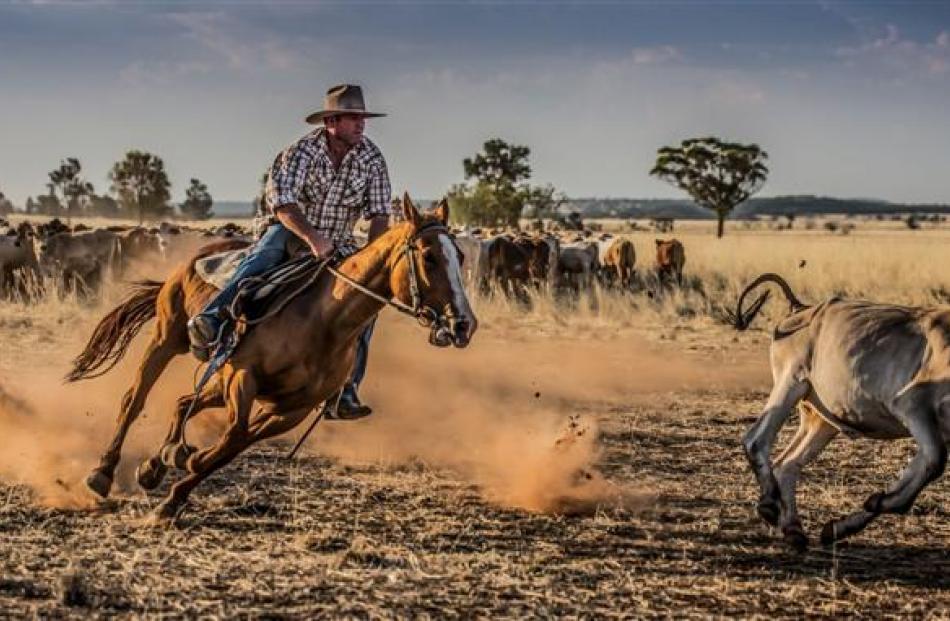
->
<box><xmin>325</xmin><ymin>220</ymin><xmax>461</xmax><ymax>329</ymax></box>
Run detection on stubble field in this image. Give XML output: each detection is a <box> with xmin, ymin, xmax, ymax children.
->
<box><xmin>2</xmin><ymin>217</ymin><xmax>950</xmax><ymax>617</ymax></box>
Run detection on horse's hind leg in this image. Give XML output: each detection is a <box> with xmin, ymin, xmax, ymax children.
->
<box><xmin>86</xmin><ymin>333</ymin><xmax>180</xmax><ymax>498</ymax></box>
<box><xmin>821</xmin><ymin>400</ymin><xmax>946</xmax><ymax>546</ymax></box>
<box><xmin>136</xmin><ymin>381</ymin><xmax>224</xmax><ymax>491</ymax></box>
<box><xmin>771</xmin><ymin>403</ymin><xmax>838</xmax><ymax>551</ymax></box>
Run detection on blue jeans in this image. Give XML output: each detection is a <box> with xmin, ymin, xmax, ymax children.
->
<box><xmin>199</xmin><ymin>223</ymin><xmax>375</xmax><ymax>394</ymax></box>
<box><xmin>199</xmin><ymin>223</ymin><xmax>294</xmax><ymax>321</ymax></box>
<box><xmin>347</xmin><ymin>318</ymin><xmax>375</xmax><ymax>394</ymax></box>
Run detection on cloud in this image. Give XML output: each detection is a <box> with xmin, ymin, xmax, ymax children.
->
<box><xmin>118</xmin><ymin>60</ymin><xmax>212</xmax><ymax>87</ymax></box>
<box><xmin>836</xmin><ymin>24</ymin><xmax>950</xmax><ymax>78</ymax></box>
<box><xmin>705</xmin><ymin>77</ymin><xmax>766</xmax><ymax>105</ymax></box>
<box><xmin>166</xmin><ymin>11</ymin><xmax>301</xmax><ymax>72</ymax></box>
<box><xmin>630</xmin><ymin>45</ymin><xmax>682</xmax><ymax>65</ymax></box>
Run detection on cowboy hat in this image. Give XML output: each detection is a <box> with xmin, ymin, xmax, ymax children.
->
<box><xmin>305</xmin><ymin>84</ymin><xmax>386</xmax><ymax>125</ymax></box>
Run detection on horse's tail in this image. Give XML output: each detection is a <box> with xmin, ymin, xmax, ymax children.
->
<box><xmin>734</xmin><ymin>272</ymin><xmax>808</xmax><ymax>331</ymax></box>
<box><xmin>66</xmin><ymin>280</ymin><xmax>163</xmax><ymax>382</ymax></box>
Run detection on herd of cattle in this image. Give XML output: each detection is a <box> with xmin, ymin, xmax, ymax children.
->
<box><xmin>456</xmin><ymin>228</ymin><xmax>686</xmax><ymax>297</ymax></box>
<box><xmin>0</xmin><ymin>216</ymin><xmax>687</xmax><ymax>300</ymax></box>
<box><xmin>0</xmin><ymin>217</ymin><xmax>247</xmax><ymax>298</ymax></box>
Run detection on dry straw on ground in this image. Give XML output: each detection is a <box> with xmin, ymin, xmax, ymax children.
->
<box><xmin>2</xmin><ymin>216</ymin><xmax>949</xmax><ymax>616</ymax></box>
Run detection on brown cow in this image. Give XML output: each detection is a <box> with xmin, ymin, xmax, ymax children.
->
<box><xmin>485</xmin><ymin>234</ymin><xmax>552</xmax><ymax>297</ymax></box>
<box><xmin>655</xmin><ymin>238</ymin><xmax>685</xmax><ymax>285</ymax></box>
<box><xmin>602</xmin><ymin>238</ymin><xmax>636</xmax><ymax>288</ymax></box>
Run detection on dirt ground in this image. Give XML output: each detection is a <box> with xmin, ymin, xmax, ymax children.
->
<box><xmin>2</xmin><ymin>300</ymin><xmax>950</xmax><ymax>617</ymax></box>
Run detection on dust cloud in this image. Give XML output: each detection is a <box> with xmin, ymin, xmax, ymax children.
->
<box><xmin>0</xmin><ymin>334</ymin><xmax>218</xmax><ymax>509</ymax></box>
<box><xmin>0</xmin><ymin>268</ymin><xmax>767</xmax><ymax>514</ymax></box>
<box><xmin>307</xmin><ymin>313</ymin><xmax>767</xmax><ymax>514</ymax></box>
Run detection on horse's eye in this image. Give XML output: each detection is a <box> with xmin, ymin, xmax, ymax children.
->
<box><xmin>424</xmin><ymin>252</ymin><xmax>438</xmax><ymax>267</ymax></box>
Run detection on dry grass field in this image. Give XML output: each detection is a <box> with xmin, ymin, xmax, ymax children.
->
<box><xmin>2</xmin><ymin>216</ymin><xmax>950</xmax><ymax>617</ymax></box>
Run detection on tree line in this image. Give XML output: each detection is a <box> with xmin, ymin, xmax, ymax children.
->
<box><xmin>2</xmin><ymin>137</ymin><xmax>770</xmax><ymax>236</ymax></box>
<box><xmin>6</xmin><ymin>151</ymin><xmax>214</xmax><ymax>223</ymax></box>
<box><xmin>449</xmin><ymin>136</ymin><xmax>768</xmax><ymax>237</ymax></box>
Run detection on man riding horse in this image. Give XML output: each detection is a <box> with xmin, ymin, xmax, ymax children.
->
<box><xmin>187</xmin><ymin>84</ymin><xmax>390</xmax><ymax>420</ymax></box>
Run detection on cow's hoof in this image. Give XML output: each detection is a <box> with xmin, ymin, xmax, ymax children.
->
<box><xmin>85</xmin><ymin>469</ymin><xmax>113</xmax><ymax>499</ymax></box>
<box><xmin>863</xmin><ymin>492</ymin><xmax>886</xmax><ymax>514</ymax></box>
<box><xmin>160</xmin><ymin>443</ymin><xmax>194</xmax><ymax>470</ymax></box>
<box><xmin>783</xmin><ymin>524</ymin><xmax>809</xmax><ymax>553</ymax></box>
<box><xmin>757</xmin><ymin>499</ymin><xmax>780</xmax><ymax>527</ymax></box>
<box><xmin>135</xmin><ymin>457</ymin><xmax>167</xmax><ymax>491</ymax></box>
<box><xmin>819</xmin><ymin>521</ymin><xmax>838</xmax><ymax>547</ymax></box>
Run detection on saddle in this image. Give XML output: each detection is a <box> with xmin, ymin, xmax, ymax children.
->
<box><xmin>194</xmin><ymin>248</ymin><xmax>324</xmax><ymax>324</ymax></box>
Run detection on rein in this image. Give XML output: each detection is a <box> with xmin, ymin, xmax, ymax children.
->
<box><xmin>326</xmin><ymin>221</ymin><xmax>450</xmax><ymax>327</ymax></box>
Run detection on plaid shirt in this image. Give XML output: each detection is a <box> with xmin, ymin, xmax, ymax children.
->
<box><xmin>256</xmin><ymin>127</ymin><xmax>392</xmax><ymax>255</ymax></box>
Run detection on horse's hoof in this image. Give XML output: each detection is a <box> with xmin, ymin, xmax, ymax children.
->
<box><xmin>160</xmin><ymin>443</ymin><xmax>194</xmax><ymax>470</ymax></box>
<box><xmin>85</xmin><ymin>469</ymin><xmax>113</xmax><ymax>499</ymax></box>
<box><xmin>756</xmin><ymin>499</ymin><xmax>780</xmax><ymax>527</ymax></box>
<box><xmin>819</xmin><ymin>521</ymin><xmax>838</xmax><ymax>547</ymax></box>
<box><xmin>782</xmin><ymin>524</ymin><xmax>809</xmax><ymax>553</ymax></box>
<box><xmin>135</xmin><ymin>458</ymin><xmax>167</xmax><ymax>491</ymax></box>
<box><xmin>147</xmin><ymin>501</ymin><xmax>182</xmax><ymax>526</ymax></box>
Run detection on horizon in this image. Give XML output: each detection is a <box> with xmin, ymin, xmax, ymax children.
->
<box><xmin>1</xmin><ymin>1</ymin><xmax>948</xmax><ymax>206</ymax></box>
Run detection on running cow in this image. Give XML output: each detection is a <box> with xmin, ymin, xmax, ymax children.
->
<box><xmin>734</xmin><ymin>273</ymin><xmax>950</xmax><ymax>550</ymax></box>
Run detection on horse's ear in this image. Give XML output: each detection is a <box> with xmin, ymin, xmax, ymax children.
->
<box><xmin>434</xmin><ymin>197</ymin><xmax>449</xmax><ymax>224</ymax></box>
<box><xmin>655</xmin><ymin>239</ymin><xmax>662</xmax><ymax>245</ymax></box>
<box><xmin>401</xmin><ymin>192</ymin><xmax>421</xmax><ymax>228</ymax></box>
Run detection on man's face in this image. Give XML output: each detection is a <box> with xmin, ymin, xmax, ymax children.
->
<box><xmin>325</xmin><ymin>114</ymin><xmax>365</xmax><ymax>147</ymax></box>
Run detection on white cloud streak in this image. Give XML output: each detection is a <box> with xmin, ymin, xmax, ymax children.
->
<box><xmin>167</xmin><ymin>11</ymin><xmax>302</xmax><ymax>72</ymax></box>
<box><xmin>836</xmin><ymin>24</ymin><xmax>950</xmax><ymax>79</ymax></box>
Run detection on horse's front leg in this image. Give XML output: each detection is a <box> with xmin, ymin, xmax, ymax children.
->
<box><xmin>136</xmin><ymin>381</ymin><xmax>225</xmax><ymax>491</ymax></box>
<box><xmin>149</xmin><ymin>368</ymin><xmax>256</xmax><ymax>523</ymax></box>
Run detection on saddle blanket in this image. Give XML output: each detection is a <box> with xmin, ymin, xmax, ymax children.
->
<box><xmin>194</xmin><ymin>248</ymin><xmax>250</xmax><ymax>290</ymax></box>
<box><xmin>194</xmin><ymin>248</ymin><xmax>318</xmax><ymax>305</ymax></box>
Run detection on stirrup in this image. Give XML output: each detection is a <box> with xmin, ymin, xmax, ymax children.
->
<box><xmin>190</xmin><ymin>343</ymin><xmax>213</xmax><ymax>362</ymax></box>
<box><xmin>189</xmin><ymin>319</ymin><xmax>229</xmax><ymax>362</ymax></box>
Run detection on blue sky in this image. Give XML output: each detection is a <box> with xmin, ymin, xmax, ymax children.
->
<box><xmin>1</xmin><ymin>0</ymin><xmax>948</xmax><ymax>205</ymax></box>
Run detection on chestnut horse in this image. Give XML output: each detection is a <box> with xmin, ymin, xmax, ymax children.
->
<box><xmin>70</xmin><ymin>196</ymin><xmax>477</xmax><ymax>522</ymax></box>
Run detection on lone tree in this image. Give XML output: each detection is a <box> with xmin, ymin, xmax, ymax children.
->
<box><xmin>180</xmin><ymin>178</ymin><xmax>214</xmax><ymax>220</ymax></box>
<box><xmin>450</xmin><ymin>138</ymin><xmax>548</xmax><ymax>227</ymax></box>
<box><xmin>109</xmin><ymin>150</ymin><xmax>172</xmax><ymax>224</ymax></box>
<box><xmin>49</xmin><ymin>157</ymin><xmax>95</xmax><ymax>223</ymax></box>
<box><xmin>650</xmin><ymin>137</ymin><xmax>769</xmax><ymax>238</ymax></box>
<box><xmin>463</xmin><ymin>138</ymin><xmax>531</xmax><ymax>190</ymax></box>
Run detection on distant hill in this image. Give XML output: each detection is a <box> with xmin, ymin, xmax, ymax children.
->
<box><xmin>563</xmin><ymin>195</ymin><xmax>950</xmax><ymax>219</ymax></box>
<box><xmin>211</xmin><ymin>201</ymin><xmax>255</xmax><ymax>218</ymax></box>
<box><xmin>136</xmin><ymin>195</ymin><xmax>950</xmax><ymax>221</ymax></box>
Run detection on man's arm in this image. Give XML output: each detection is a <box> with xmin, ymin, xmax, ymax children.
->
<box><xmin>274</xmin><ymin>204</ymin><xmax>333</xmax><ymax>258</ymax></box>
<box><xmin>367</xmin><ymin>215</ymin><xmax>389</xmax><ymax>242</ymax></box>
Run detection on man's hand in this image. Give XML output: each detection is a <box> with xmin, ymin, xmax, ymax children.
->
<box><xmin>275</xmin><ymin>204</ymin><xmax>334</xmax><ymax>259</ymax></box>
<box><xmin>368</xmin><ymin>215</ymin><xmax>389</xmax><ymax>242</ymax></box>
<box><xmin>308</xmin><ymin>236</ymin><xmax>334</xmax><ymax>260</ymax></box>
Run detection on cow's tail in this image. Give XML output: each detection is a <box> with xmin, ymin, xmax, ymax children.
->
<box><xmin>66</xmin><ymin>280</ymin><xmax>163</xmax><ymax>382</ymax></box>
<box><xmin>733</xmin><ymin>273</ymin><xmax>808</xmax><ymax>331</ymax></box>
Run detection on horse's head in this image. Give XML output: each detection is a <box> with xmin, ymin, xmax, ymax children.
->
<box><xmin>392</xmin><ymin>193</ymin><xmax>478</xmax><ymax>348</ymax></box>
